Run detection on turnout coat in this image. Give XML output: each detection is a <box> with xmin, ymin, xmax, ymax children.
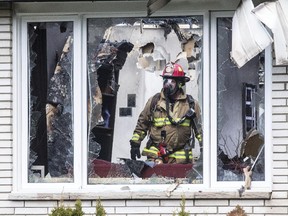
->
<box><xmin>131</xmin><ymin>89</ymin><xmax>202</xmax><ymax>161</ymax></box>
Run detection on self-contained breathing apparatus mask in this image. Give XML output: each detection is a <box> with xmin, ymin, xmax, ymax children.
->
<box><xmin>163</xmin><ymin>78</ymin><xmax>179</xmax><ymax>96</ymax></box>
<box><xmin>163</xmin><ymin>78</ymin><xmax>188</xmax><ymax>126</ymax></box>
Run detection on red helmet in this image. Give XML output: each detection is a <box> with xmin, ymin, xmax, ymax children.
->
<box><xmin>161</xmin><ymin>62</ymin><xmax>190</xmax><ymax>82</ymax></box>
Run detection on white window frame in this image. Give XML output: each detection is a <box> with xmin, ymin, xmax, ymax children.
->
<box><xmin>81</xmin><ymin>12</ymin><xmax>210</xmax><ymax>193</ymax></box>
<box><xmin>210</xmin><ymin>12</ymin><xmax>272</xmax><ymax>191</ymax></box>
<box><xmin>10</xmin><ymin>4</ymin><xmax>272</xmax><ymax>200</ymax></box>
<box><xmin>13</xmin><ymin>15</ymin><xmax>83</xmax><ymax>193</ymax></box>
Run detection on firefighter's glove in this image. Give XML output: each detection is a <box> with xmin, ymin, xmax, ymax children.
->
<box><xmin>130</xmin><ymin>141</ymin><xmax>141</xmax><ymax>160</ymax></box>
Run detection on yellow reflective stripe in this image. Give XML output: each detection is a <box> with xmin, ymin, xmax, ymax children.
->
<box><xmin>169</xmin><ymin>155</ymin><xmax>192</xmax><ymax>159</ymax></box>
<box><xmin>153</xmin><ymin>118</ymin><xmax>170</xmax><ymax>126</ymax></box>
<box><xmin>168</xmin><ymin>150</ymin><xmax>193</xmax><ymax>159</ymax></box>
<box><xmin>140</xmin><ymin>131</ymin><xmax>146</xmax><ymax>139</ymax></box>
<box><xmin>181</xmin><ymin>119</ymin><xmax>190</xmax><ymax>126</ymax></box>
<box><xmin>196</xmin><ymin>134</ymin><xmax>202</xmax><ymax>142</ymax></box>
<box><xmin>142</xmin><ymin>146</ymin><xmax>159</xmax><ymax>154</ymax></box>
<box><xmin>169</xmin><ymin>152</ymin><xmax>192</xmax><ymax>157</ymax></box>
<box><xmin>131</xmin><ymin>133</ymin><xmax>140</xmax><ymax>141</ymax></box>
<box><xmin>131</xmin><ymin>131</ymin><xmax>146</xmax><ymax>141</ymax></box>
<box><xmin>153</xmin><ymin>118</ymin><xmax>190</xmax><ymax>127</ymax></box>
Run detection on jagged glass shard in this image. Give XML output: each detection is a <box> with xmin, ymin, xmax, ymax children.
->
<box><xmin>216</xmin><ymin>17</ymin><xmax>265</xmax><ymax>182</ymax></box>
<box><xmin>28</xmin><ymin>22</ymin><xmax>74</xmax><ymax>182</ymax></box>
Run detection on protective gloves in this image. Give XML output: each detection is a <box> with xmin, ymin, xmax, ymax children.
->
<box><xmin>130</xmin><ymin>141</ymin><xmax>141</xmax><ymax>160</ymax></box>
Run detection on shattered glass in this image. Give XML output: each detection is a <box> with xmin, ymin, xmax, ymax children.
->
<box><xmin>25</xmin><ymin>16</ymin><xmax>265</xmax><ymax>185</ymax></box>
<box><xmin>87</xmin><ymin>17</ymin><xmax>204</xmax><ymax>184</ymax></box>
<box><xmin>217</xmin><ymin>18</ymin><xmax>265</xmax><ymax>181</ymax></box>
<box><xmin>28</xmin><ymin>22</ymin><xmax>74</xmax><ymax>182</ymax></box>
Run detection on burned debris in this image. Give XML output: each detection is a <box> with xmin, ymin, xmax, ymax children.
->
<box><xmin>217</xmin><ymin>129</ymin><xmax>264</xmax><ymax>182</ymax></box>
<box><xmin>95</xmin><ymin>40</ymin><xmax>134</xmax><ymax>96</ymax></box>
<box><xmin>88</xmin><ymin>39</ymin><xmax>134</xmax><ymax>174</ymax></box>
<box><xmin>141</xmin><ymin>18</ymin><xmax>202</xmax><ymax>63</ymax></box>
<box><xmin>46</xmin><ymin>36</ymin><xmax>74</xmax><ymax>177</ymax></box>
<box><xmin>88</xmin><ymin>40</ymin><xmax>134</xmax><ymax>129</ymax></box>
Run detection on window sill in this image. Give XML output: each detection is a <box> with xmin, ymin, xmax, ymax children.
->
<box><xmin>9</xmin><ymin>188</ymin><xmax>272</xmax><ymax>200</ymax></box>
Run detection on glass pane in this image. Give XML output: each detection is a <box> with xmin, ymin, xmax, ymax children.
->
<box><xmin>217</xmin><ymin>18</ymin><xmax>265</xmax><ymax>181</ymax></box>
<box><xmin>87</xmin><ymin>17</ymin><xmax>203</xmax><ymax>184</ymax></box>
<box><xmin>28</xmin><ymin>22</ymin><xmax>74</xmax><ymax>183</ymax></box>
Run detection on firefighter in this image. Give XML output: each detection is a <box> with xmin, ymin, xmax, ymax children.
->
<box><xmin>130</xmin><ymin>62</ymin><xmax>202</xmax><ymax>164</ymax></box>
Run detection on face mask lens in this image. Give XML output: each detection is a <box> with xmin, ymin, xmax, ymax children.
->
<box><xmin>163</xmin><ymin>79</ymin><xmax>177</xmax><ymax>95</ymax></box>
<box><xmin>163</xmin><ymin>78</ymin><xmax>172</xmax><ymax>85</ymax></box>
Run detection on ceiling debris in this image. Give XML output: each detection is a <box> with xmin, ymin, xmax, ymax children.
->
<box><xmin>252</xmin><ymin>0</ymin><xmax>288</xmax><ymax>65</ymax></box>
<box><xmin>141</xmin><ymin>42</ymin><xmax>154</xmax><ymax>54</ymax></box>
<box><xmin>137</xmin><ymin>42</ymin><xmax>168</xmax><ymax>72</ymax></box>
<box><xmin>138</xmin><ymin>19</ymin><xmax>202</xmax><ymax>79</ymax></box>
<box><xmin>159</xmin><ymin>19</ymin><xmax>188</xmax><ymax>42</ymax></box>
<box><xmin>182</xmin><ymin>36</ymin><xmax>197</xmax><ymax>60</ymax></box>
<box><xmin>230</xmin><ymin>0</ymin><xmax>273</xmax><ymax>68</ymax></box>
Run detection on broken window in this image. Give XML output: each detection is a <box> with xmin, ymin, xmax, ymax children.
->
<box><xmin>216</xmin><ymin>17</ymin><xmax>265</xmax><ymax>182</ymax></box>
<box><xmin>87</xmin><ymin>17</ymin><xmax>203</xmax><ymax>184</ymax></box>
<box><xmin>22</xmin><ymin>13</ymin><xmax>268</xmax><ymax>189</ymax></box>
<box><xmin>28</xmin><ymin>22</ymin><xmax>74</xmax><ymax>182</ymax></box>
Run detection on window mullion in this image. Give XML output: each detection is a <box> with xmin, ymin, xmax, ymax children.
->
<box><xmin>73</xmin><ymin>17</ymin><xmax>83</xmax><ymax>188</ymax></box>
<box><xmin>81</xmin><ymin>16</ymin><xmax>89</xmax><ymax>188</ymax></box>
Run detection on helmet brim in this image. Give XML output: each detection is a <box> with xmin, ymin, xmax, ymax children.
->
<box><xmin>161</xmin><ymin>75</ymin><xmax>190</xmax><ymax>82</ymax></box>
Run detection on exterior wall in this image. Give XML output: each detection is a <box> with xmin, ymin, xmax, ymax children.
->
<box><xmin>0</xmin><ymin>2</ymin><xmax>288</xmax><ymax>216</ymax></box>
<box><xmin>0</xmin><ymin>2</ymin><xmax>14</xmax><ymax>215</ymax></box>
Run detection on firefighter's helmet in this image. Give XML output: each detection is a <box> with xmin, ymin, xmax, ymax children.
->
<box><xmin>161</xmin><ymin>62</ymin><xmax>190</xmax><ymax>82</ymax></box>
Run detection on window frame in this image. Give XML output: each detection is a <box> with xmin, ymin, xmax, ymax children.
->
<box><xmin>210</xmin><ymin>12</ymin><xmax>272</xmax><ymax>191</ymax></box>
<box><xmin>11</xmin><ymin>7</ymin><xmax>272</xmax><ymax>199</ymax></box>
<box><xmin>13</xmin><ymin>15</ymin><xmax>83</xmax><ymax>192</ymax></box>
<box><xmin>82</xmin><ymin>11</ymin><xmax>210</xmax><ymax>192</ymax></box>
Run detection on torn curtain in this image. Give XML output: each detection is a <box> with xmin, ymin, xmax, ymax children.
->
<box><xmin>230</xmin><ymin>0</ymin><xmax>273</xmax><ymax>68</ymax></box>
<box><xmin>252</xmin><ymin>0</ymin><xmax>288</xmax><ymax>65</ymax></box>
